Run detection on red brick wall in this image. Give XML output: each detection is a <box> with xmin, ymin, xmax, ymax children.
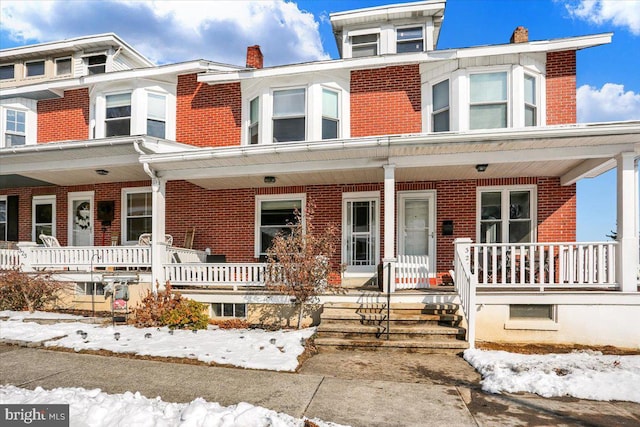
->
<box><xmin>546</xmin><ymin>50</ymin><xmax>576</xmax><ymax>125</ymax></box>
<box><xmin>176</xmin><ymin>73</ymin><xmax>242</xmax><ymax>147</ymax></box>
<box><xmin>37</xmin><ymin>88</ymin><xmax>90</xmax><ymax>143</ymax></box>
<box><xmin>350</xmin><ymin>65</ymin><xmax>422</xmax><ymax>137</ymax></box>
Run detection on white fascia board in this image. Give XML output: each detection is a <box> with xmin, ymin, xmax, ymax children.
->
<box><xmin>330</xmin><ymin>1</ymin><xmax>445</xmax><ymax>24</ymax></box>
<box><xmin>198</xmin><ymin>33</ymin><xmax>611</xmax><ymax>85</ymax></box>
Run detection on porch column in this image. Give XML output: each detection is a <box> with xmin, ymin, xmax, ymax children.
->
<box><xmin>151</xmin><ymin>177</ymin><xmax>167</xmax><ymax>292</ymax></box>
<box><xmin>383</xmin><ymin>164</ymin><xmax>396</xmax><ymax>293</ymax></box>
<box><xmin>615</xmin><ymin>152</ymin><xmax>638</xmax><ymax>292</ymax></box>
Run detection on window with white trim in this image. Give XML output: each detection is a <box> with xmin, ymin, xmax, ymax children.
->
<box><xmin>478</xmin><ymin>187</ymin><xmax>535</xmax><ymax>244</ymax></box>
<box><xmin>0</xmin><ymin>197</ymin><xmax>6</xmax><ymax>241</ymax></box>
<box><xmin>4</xmin><ymin>109</ymin><xmax>26</xmax><ymax>146</ymax></box>
<box><xmin>0</xmin><ymin>64</ymin><xmax>15</xmax><ymax>80</ymax></box>
<box><xmin>432</xmin><ymin>79</ymin><xmax>449</xmax><ymax>132</ymax></box>
<box><xmin>469</xmin><ymin>72</ymin><xmax>508</xmax><ymax>129</ymax></box>
<box><xmin>105</xmin><ymin>93</ymin><xmax>131</xmax><ymax>137</ymax></box>
<box><xmin>322</xmin><ymin>88</ymin><xmax>339</xmax><ymax>139</ymax></box>
<box><xmin>351</xmin><ymin>34</ymin><xmax>378</xmax><ymax>57</ymax></box>
<box><xmin>123</xmin><ymin>188</ymin><xmax>152</xmax><ymax>243</ymax></box>
<box><xmin>524</xmin><ymin>74</ymin><xmax>537</xmax><ymax>127</ymax></box>
<box><xmin>249</xmin><ymin>97</ymin><xmax>259</xmax><ymax>144</ymax></box>
<box><xmin>147</xmin><ymin>93</ymin><xmax>166</xmax><ymax>138</ymax></box>
<box><xmin>256</xmin><ymin>195</ymin><xmax>304</xmax><ymax>256</ymax></box>
<box><xmin>55</xmin><ymin>57</ymin><xmax>72</xmax><ymax>76</ymax></box>
<box><xmin>33</xmin><ymin>195</ymin><xmax>56</xmax><ymax>243</ymax></box>
<box><xmin>25</xmin><ymin>60</ymin><xmax>45</xmax><ymax>78</ymax></box>
<box><xmin>75</xmin><ymin>282</ymin><xmax>105</xmax><ymax>296</ymax></box>
<box><xmin>211</xmin><ymin>303</ymin><xmax>247</xmax><ymax>318</ymax></box>
<box><xmin>273</xmin><ymin>88</ymin><xmax>306</xmax><ymax>142</ymax></box>
<box><xmin>86</xmin><ymin>54</ymin><xmax>106</xmax><ymax>75</ymax></box>
<box><xmin>397</xmin><ymin>26</ymin><xmax>424</xmax><ymax>53</ymax></box>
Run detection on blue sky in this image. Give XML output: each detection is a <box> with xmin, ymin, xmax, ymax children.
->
<box><xmin>1</xmin><ymin>0</ymin><xmax>639</xmax><ymax>241</ymax></box>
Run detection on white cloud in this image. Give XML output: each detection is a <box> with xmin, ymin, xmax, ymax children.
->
<box><xmin>565</xmin><ymin>0</ymin><xmax>640</xmax><ymax>35</ymax></box>
<box><xmin>577</xmin><ymin>83</ymin><xmax>640</xmax><ymax>122</ymax></box>
<box><xmin>0</xmin><ymin>0</ymin><xmax>329</xmax><ymax>66</ymax></box>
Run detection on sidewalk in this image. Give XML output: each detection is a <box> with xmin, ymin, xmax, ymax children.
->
<box><xmin>1</xmin><ymin>344</ymin><xmax>639</xmax><ymax>426</ymax></box>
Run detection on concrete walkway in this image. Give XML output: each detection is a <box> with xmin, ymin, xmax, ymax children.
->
<box><xmin>1</xmin><ymin>344</ymin><xmax>639</xmax><ymax>426</ymax></box>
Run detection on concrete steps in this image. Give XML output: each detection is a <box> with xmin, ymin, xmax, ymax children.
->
<box><xmin>315</xmin><ymin>301</ymin><xmax>469</xmax><ymax>354</ymax></box>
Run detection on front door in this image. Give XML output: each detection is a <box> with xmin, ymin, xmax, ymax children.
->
<box><xmin>343</xmin><ymin>192</ymin><xmax>379</xmax><ymax>274</ymax></box>
<box><xmin>68</xmin><ymin>191</ymin><xmax>94</xmax><ymax>246</ymax></box>
<box><xmin>398</xmin><ymin>191</ymin><xmax>436</xmax><ymax>272</ymax></box>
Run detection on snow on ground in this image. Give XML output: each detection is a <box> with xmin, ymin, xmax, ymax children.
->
<box><xmin>0</xmin><ymin>310</ymin><xmax>86</xmax><ymax>320</ymax></box>
<box><xmin>464</xmin><ymin>349</ymin><xmax>640</xmax><ymax>403</ymax></box>
<box><xmin>0</xmin><ymin>312</ymin><xmax>314</xmax><ymax>372</ymax></box>
<box><xmin>0</xmin><ymin>385</ymin><xmax>349</xmax><ymax>427</ymax></box>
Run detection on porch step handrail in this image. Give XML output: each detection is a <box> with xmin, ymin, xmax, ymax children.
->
<box><xmin>453</xmin><ymin>238</ymin><xmax>476</xmax><ymax>349</ymax></box>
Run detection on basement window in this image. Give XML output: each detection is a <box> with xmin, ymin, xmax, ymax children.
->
<box><xmin>75</xmin><ymin>282</ymin><xmax>105</xmax><ymax>296</ymax></box>
<box><xmin>509</xmin><ymin>304</ymin><xmax>554</xmax><ymax>320</ymax></box>
<box><xmin>211</xmin><ymin>303</ymin><xmax>247</xmax><ymax>318</ymax></box>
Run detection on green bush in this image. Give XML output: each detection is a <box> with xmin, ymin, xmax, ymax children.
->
<box><xmin>160</xmin><ymin>299</ymin><xmax>209</xmax><ymax>330</ymax></box>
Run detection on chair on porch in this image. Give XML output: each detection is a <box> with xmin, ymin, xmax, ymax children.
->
<box><xmin>184</xmin><ymin>227</ymin><xmax>195</xmax><ymax>249</ymax></box>
<box><xmin>138</xmin><ymin>233</ymin><xmax>173</xmax><ymax>246</ymax></box>
<box><xmin>39</xmin><ymin>234</ymin><xmax>61</xmax><ymax>247</ymax></box>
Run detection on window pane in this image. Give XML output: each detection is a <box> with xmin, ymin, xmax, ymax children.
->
<box><xmin>470</xmin><ymin>72</ymin><xmax>507</xmax><ymax>102</ymax></box>
<box><xmin>0</xmin><ymin>224</ymin><xmax>5</xmax><ymax>240</ymax></box>
<box><xmin>250</xmin><ymin>124</ymin><xmax>259</xmax><ymax>144</ymax></box>
<box><xmin>0</xmin><ymin>200</ymin><xmax>5</xmax><ymax>222</ymax></box>
<box><xmin>88</xmin><ymin>55</ymin><xmax>106</xmax><ymax>75</ymax></box>
<box><xmin>106</xmin><ymin>119</ymin><xmax>131</xmax><ymax>137</ymax></box>
<box><xmin>397</xmin><ymin>27</ymin><xmax>423</xmax><ymax>41</ymax></box>
<box><xmin>147</xmin><ymin>119</ymin><xmax>165</xmax><ymax>138</ymax></box>
<box><xmin>0</xmin><ymin>65</ymin><xmax>14</xmax><ymax>80</ymax></box>
<box><xmin>35</xmin><ymin>204</ymin><xmax>53</xmax><ymax>223</ymax></box>
<box><xmin>6</xmin><ymin>110</ymin><xmax>26</xmax><ymax>133</ymax></box>
<box><xmin>524</xmin><ymin>75</ymin><xmax>536</xmax><ymax>105</ymax></box>
<box><xmin>56</xmin><ymin>58</ymin><xmax>72</xmax><ymax>75</ymax></box>
<box><xmin>433</xmin><ymin>80</ymin><xmax>449</xmax><ymax>111</ymax></box>
<box><xmin>273</xmin><ymin>117</ymin><xmax>305</xmax><ymax>142</ymax></box>
<box><xmin>273</xmin><ymin>89</ymin><xmax>305</xmax><ymax>116</ymax></box>
<box><xmin>433</xmin><ymin>110</ymin><xmax>450</xmax><ymax>132</ymax></box>
<box><xmin>26</xmin><ymin>61</ymin><xmax>45</xmax><ymax>77</ymax></box>
<box><xmin>510</xmin><ymin>191</ymin><xmax>530</xmax><ymax>219</ymax></box>
<box><xmin>322</xmin><ymin>118</ymin><xmax>338</xmax><ymax>139</ymax></box>
<box><xmin>6</xmin><ymin>134</ymin><xmax>26</xmax><ymax>146</ymax></box>
<box><xmin>470</xmin><ymin>104</ymin><xmax>507</xmax><ymax>129</ymax></box>
<box><xmin>128</xmin><ymin>193</ymin><xmax>152</xmax><ymax>216</ymax></box>
<box><xmin>352</xmin><ymin>34</ymin><xmax>378</xmax><ymax>44</ymax></box>
<box><xmin>211</xmin><ymin>303</ymin><xmax>222</xmax><ymax>317</ymax></box>
<box><xmin>322</xmin><ymin>89</ymin><xmax>338</xmax><ymax>119</ymax></box>
<box><xmin>510</xmin><ymin>304</ymin><xmax>552</xmax><ymax>319</ymax></box>
<box><xmin>235</xmin><ymin>304</ymin><xmax>246</xmax><ymax>318</ymax></box>
<box><xmin>127</xmin><ymin>217</ymin><xmax>152</xmax><ymax>241</ymax></box>
<box><xmin>397</xmin><ymin>41</ymin><xmax>424</xmax><ymax>53</ymax></box>
<box><xmin>106</xmin><ymin>93</ymin><xmax>131</xmax><ymax>108</ymax></box>
<box><xmin>250</xmin><ymin>97</ymin><xmax>259</xmax><ymax>124</ymax></box>
<box><xmin>353</xmin><ymin>202</ymin><xmax>371</xmax><ymax>232</ymax></box>
<box><xmin>261</xmin><ymin>200</ymin><xmax>300</xmax><ymax>225</ymax></box>
<box><xmin>148</xmin><ymin>93</ymin><xmax>166</xmax><ymax>120</ymax></box>
<box><xmin>525</xmin><ymin>106</ymin><xmax>536</xmax><ymax>127</ymax></box>
<box><xmin>480</xmin><ymin>221</ymin><xmax>501</xmax><ymax>243</ymax></box>
<box><xmin>223</xmin><ymin>304</ymin><xmax>234</xmax><ymax>317</ymax></box>
<box><xmin>509</xmin><ymin>221</ymin><xmax>531</xmax><ymax>243</ymax></box>
<box><xmin>352</xmin><ymin>45</ymin><xmax>377</xmax><ymax>57</ymax></box>
<box><xmin>481</xmin><ymin>192</ymin><xmax>502</xmax><ymax>220</ymax></box>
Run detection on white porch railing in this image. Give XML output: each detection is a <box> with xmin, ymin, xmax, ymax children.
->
<box><xmin>0</xmin><ymin>249</ymin><xmax>21</xmax><ymax>270</ymax></box>
<box><xmin>166</xmin><ymin>247</ymin><xmax>206</xmax><ymax>263</ymax></box>
<box><xmin>396</xmin><ymin>255</ymin><xmax>430</xmax><ymax>289</ymax></box>
<box><xmin>453</xmin><ymin>238</ymin><xmax>476</xmax><ymax>348</ymax></box>
<box><xmin>471</xmin><ymin>242</ymin><xmax>617</xmax><ymax>289</ymax></box>
<box><xmin>165</xmin><ymin>263</ymin><xmax>267</xmax><ymax>290</ymax></box>
<box><xmin>23</xmin><ymin>245</ymin><xmax>151</xmax><ymax>270</ymax></box>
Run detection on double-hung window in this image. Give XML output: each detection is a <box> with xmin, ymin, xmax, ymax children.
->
<box><xmin>524</xmin><ymin>74</ymin><xmax>537</xmax><ymax>127</ymax></box>
<box><xmin>105</xmin><ymin>93</ymin><xmax>131</xmax><ymax>137</ymax></box>
<box><xmin>432</xmin><ymin>79</ymin><xmax>450</xmax><ymax>132</ymax></box>
<box><xmin>5</xmin><ymin>109</ymin><xmax>26</xmax><ymax>146</ymax></box>
<box><xmin>33</xmin><ymin>195</ymin><xmax>56</xmax><ymax>243</ymax></box>
<box><xmin>273</xmin><ymin>88</ymin><xmax>305</xmax><ymax>142</ymax></box>
<box><xmin>322</xmin><ymin>89</ymin><xmax>339</xmax><ymax>139</ymax></box>
<box><xmin>0</xmin><ymin>64</ymin><xmax>15</xmax><ymax>80</ymax></box>
<box><xmin>123</xmin><ymin>188</ymin><xmax>152</xmax><ymax>243</ymax></box>
<box><xmin>470</xmin><ymin>72</ymin><xmax>508</xmax><ymax>130</ymax></box>
<box><xmin>351</xmin><ymin>34</ymin><xmax>378</xmax><ymax>57</ymax></box>
<box><xmin>0</xmin><ymin>197</ymin><xmax>6</xmax><ymax>241</ymax></box>
<box><xmin>478</xmin><ymin>187</ymin><xmax>534</xmax><ymax>244</ymax></box>
<box><xmin>397</xmin><ymin>27</ymin><xmax>424</xmax><ymax>53</ymax></box>
<box><xmin>249</xmin><ymin>97</ymin><xmax>259</xmax><ymax>144</ymax></box>
<box><xmin>25</xmin><ymin>60</ymin><xmax>45</xmax><ymax>78</ymax></box>
<box><xmin>87</xmin><ymin>55</ymin><xmax>106</xmax><ymax>75</ymax></box>
<box><xmin>256</xmin><ymin>196</ymin><xmax>304</xmax><ymax>256</ymax></box>
<box><xmin>147</xmin><ymin>93</ymin><xmax>166</xmax><ymax>138</ymax></box>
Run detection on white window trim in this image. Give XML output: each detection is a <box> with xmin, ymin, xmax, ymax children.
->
<box><xmin>476</xmin><ymin>185</ymin><xmax>537</xmax><ymax>244</ymax></box>
<box><xmin>0</xmin><ymin>99</ymin><xmax>37</xmax><ymax>147</ymax></box>
<box><xmin>84</xmin><ymin>53</ymin><xmax>108</xmax><ymax>75</ymax></box>
<box><xmin>349</xmin><ymin>33</ymin><xmax>380</xmax><ymax>58</ymax></box>
<box><xmin>54</xmin><ymin>57</ymin><xmax>73</xmax><ymax>77</ymax></box>
<box><xmin>342</xmin><ymin>191</ymin><xmax>380</xmax><ymax>275</ymax></box>
<box><xmin>254</xmin><ymin>193</ymin><xmax>306</xmax><ymax>257</ymax></box>
<box><xmin>395</xmin><ymin>25</ymin><xmax>425</xmax><ymax>54</ymax></box>
<box><xmin>0</xmin><ymin>195</ymin><xmax>7</xmax><ymax>241</ymax></box>
<box><xmin>121</xmin><ymin>186</ymin><xmax>152</xmax><ymax>245</ymax></box>
<box><xmin>468</xmin><ymin>69</ymin><xmax>511</xmax><ymax>130</ymax></box>
<box><xmin>32</xmin><ymin>195</ymin><xmax>56</xmax><ymax>241</ymax></box>
<box><xmin>397</xmin><ymin>190</ymin><xmax>437</xmax><ymax>274</ymax></box>
<box><xmin>271</xmin><ymin>86</ymin><xmax>307</xmax><ymax>143</ymax></box>
<box><xmin>210</xmin><ymin>302</ymin><xmax>247</xmax><ymax>319</ymax></box>
<box><xmin>24</xmin><ymin>60</ymin><xmax>45</xmax><ymax>79</ymax></box>
<box><xmin>104</xmin><ymin>91</ymin><xmax>132</xmax><ymax>137</ymax></box>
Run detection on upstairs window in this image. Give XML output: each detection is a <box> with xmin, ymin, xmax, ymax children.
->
<box><xmin>249</xmin><ymin>97</ymin><xmax>259</xmax><ymax>144</ymax></box>
<box><xmin>351</xmin><ymin>34</ymin><xmax>378</xmax><ymax>57</ymax></box>
<box><xmin>5</xmin><ymin>109</ymin><xmax>26</xmax><ymax>146</ymax></box>
<box><xmin>55</xmin><ymin>57</ymin><xmax>72</xmax><ymax>76</ymax></box>
<box><xmin>524</xmin><ymin>74</ymin><xmax>537</xmax><ymax>127</ymax></box>
<box><xmin>147</xmin><ymin>93</ymin><xmax>166</xmax><ymax>138</ymax></box>
<box><xmin>397</xmin><ymin>27</ymin><xmax>424</xmax><ymax>53</ymax></box>
<box><xmin>322</xmin><ymin>89</ymin><xmax>339</xmax><ymax>139</ymax></box>
<box><xmin>105</xmin><ymin>93</ymin><xmax>131</xmax><ymax>137</ymax></box>
<box><xmin>25</xmin><ymin>60</ymin><xmax>45</xmax><ymax>78</ymax></box>
<box><xmin>470</xmin><ymin>72</ymin><xmax>508</xmax><ymax>130</ymax></box>
<box><xmin>432</xmin><ymin>79</ymin><xmax>450</xmax><ymax>132</ymax></box>
<box><xmin>479</xmin><ymin>187</ymin><xmax>534</xmax><ymax>244</ymax></box>
<box><xmin>87</xmin><ymin>54</ymin><xmax>107</xmax><ymax>75</ymax></box>
<box><xmin>273</xmin><ymin>88</ymin><xmax>305</xmax><ymax>142</ymax></box>
<box><xmin>0</xmin><ymin>64</ymin><xmax>15</xmax><ymax>80</ymax></box>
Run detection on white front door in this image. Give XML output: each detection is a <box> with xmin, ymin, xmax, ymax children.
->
<box><xmin>398</xmin><ymin>191</ymin><xmax>436</xmax><ymax>272</ymax></box>
<box><xmin>68</xmin><ymin>191</ymin><xmax>94</xmax><ymax>246</ymax></box>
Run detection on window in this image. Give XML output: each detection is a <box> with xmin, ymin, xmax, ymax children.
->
<box><xmin>470</xmin><ymin>72</ymin><xmax>508</xmax><ymax>130</ymax></box>
<box><xmin>351</xmin><ymin>34</ymin><xmax>378</xmax><ymax>57</ymax></box>
<box><xmin>0</xmin><ymin>198</ymin><xmax>6</xmax><ymax>241</ymax></box>
<box><xmin>249</xmin><ymin>97</ymin><xmax>259</xmax><ymax>144</ymax></box>
<box><xmin>105</xmin><ymin>93</ymin><xmax>131</xmax><ymax>137</ymax></box>
<box><xmin>33</xmin><ymin>195</ymin><xmax>56</xmax><ymax>243</ymax></box>
<box><xmin>432</xmin><ymin>79</ymin><xmax>450</xmax><ymax>132</ymax></box>
<box><xmin>524</xmin><ymin>74</ymin><xmax>537</xmax><ymax>127</ymax></box>
<box><xmin>510</xmin><ymin>304</ymin><xmax>554</xmax><ymax>320</ymax></box>
<box><xmin>273</xmin><ymin>88</ymin><xmax>305</xmax><ymax>142</ymax></box>
<box><xmin>147</xmin><ymin>93</ymin><xmax>166</xmax><ymax>138</ymax></box>
<box><xmin>479</xmin><ymin>187</ymin><xmax>534</xmax><ymax>244</ymax></box>
<box><xmin>55</xmin><ymin>57</ymin><xmax>72</xmax><ymax>76</ymax></box>
<box><xmin>397</xmin><ymin>27</ymin><xmax>424</xmax><ymax>53</ymax></box>
<box><xmin>75</xmin><ymin>282</ymin><xmax>105</xmax><ymax>296</ymax></box>
<box><xmin>87</xmin><ymin>55</ymin><xmax>106</xmax><ymax>75</ymax></box>
<box><xmin>25</xmin><ymin>60</ymin><xmax>45</xmax><ymax>78</ymax></box>
<box><xmin>343</xmin><ymin>193</ymin><xmax>379</xmax><ymax>270</ymax></box>
<box><xmin>322</xmin><ymin>89</ymin><xmax>339</xmax><ymax>139</ymax></box>
<box><xmin>0</xmin><ymin>64</ymin><xmax>14</xmax><ymax>80</ymax></box>
<box><xmin>123</xmin><ymin>189</ymin><xmax>152</xmax><ymax>243</ymax></box>
<box><xmin>256</xmin><ymin>195</ymin><xmax>304</xmax><ymax>256</ymax></box>
<box><xmin>5</xmin><ymin>109</ymin><xmax>26</xmax><ymax>146</ymax></box>
<box><xmin>211</xmin><ymin>303</ymin><xmax>247</xmax><ymax>318</ymax></box>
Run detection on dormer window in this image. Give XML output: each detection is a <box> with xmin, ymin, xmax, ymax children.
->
<box><xmin>25</xmin><ymin>60</ymin><xmax>45</xmax><ymax>78</ymax></box>
<box><xmin>55</xmin><ymin>57</ymin><xmax>72</xmax><ymax>76</ymax></box>
<box><xmin>86</xmin><ymin>54</ymin><xmax>107</xmax><ymax>75</ymax></box>
<box><xmin>0</xmin><ymin>64</ymin><xmax>14</xmax><ymax>80</ymax></box>
<box><xmin>397</xmin><ymin>27</ymin><xmax>424</xmax><ymax>53</ymax></box>
<box><xmin>351</xmin><ymin>34</ymin><xmax>378</xmax><ymax>57</ymax></box>
<box><xmin>273</xmin><ymin>88</ymin><xmax>306</xmax><ymax>142</ymax></box>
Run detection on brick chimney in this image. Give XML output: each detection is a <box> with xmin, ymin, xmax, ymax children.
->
<box><xmin>246</xmin><ymin>45</ymin><xmax>263</xmax><ymax>69</ymax></box>
<box><xmin>510</xmin><ymin>26</ymin><xmax>529</xmax><ymax>44</ymax></box>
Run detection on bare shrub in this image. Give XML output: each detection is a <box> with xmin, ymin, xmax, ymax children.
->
<box><xmin>0</xmin><ymin>269</ymin><xmax>68</xmax><ymax>312</ymax></box>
